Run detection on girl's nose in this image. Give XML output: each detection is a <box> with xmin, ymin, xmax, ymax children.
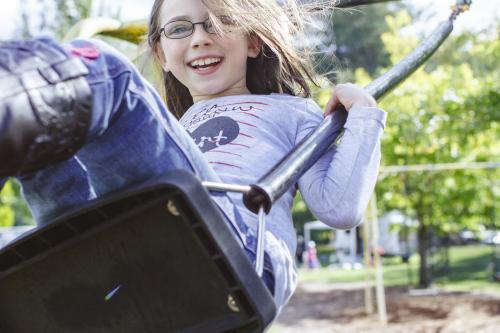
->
<box><xmin>190</xmin><ymin>25</ymin><xmax>213</xmax><ymax>48</ymax></box>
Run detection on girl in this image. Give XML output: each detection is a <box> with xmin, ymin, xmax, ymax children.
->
<box><xmin>0</xmin><ymin>0</ymin><xmax>385</xmax><ymax>314</ymax></box>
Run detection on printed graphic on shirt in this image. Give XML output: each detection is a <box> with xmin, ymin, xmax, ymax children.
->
<box><xmin>181</xmin><ymin>101</ymin><xmax>271</xmax><ymax>169</ymax></box>
<box><xmin>184</xmin><ymin>102</ymin><xmax>268</xmax><ymax>128</ymax></box>
<box><xmin>189</xmin><ymin>116</ymin><xmax>240</xmax><ymax>153</ymax></box>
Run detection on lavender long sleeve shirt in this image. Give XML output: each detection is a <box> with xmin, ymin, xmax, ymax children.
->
<box><xmin>181</xmin><ymin>94</ymin><xmax>387</xmax><ymax>310</ymax></box>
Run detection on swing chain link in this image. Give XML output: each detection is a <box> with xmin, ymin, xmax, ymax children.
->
<box><xmin>450</xmin><ymin>0</ymin><xmax>472</xmax><ymax>21</ymax></box>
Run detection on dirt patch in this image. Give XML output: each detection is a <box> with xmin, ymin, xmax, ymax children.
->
<box><xmin>274</xmin><ymin>283</ymin><xmax>500</xmax><ymax>333</ymax></box>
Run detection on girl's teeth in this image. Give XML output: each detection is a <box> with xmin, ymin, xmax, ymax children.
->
<box><xmin>190</xmin><ymin>58</ymin><xmax>221</xmax><ymax>67</ymax></box>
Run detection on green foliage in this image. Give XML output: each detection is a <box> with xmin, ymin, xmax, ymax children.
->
<box><xmin>98</xmin><ymin>22</ymin><xmax>148</xmax><ymax>45</ymax></box>
<box><xmin>317</xmin><ymin>2</ymin><xmax>405</xmax><ymax>81</ymax></box>
<box><xmin>53</xmin><ymin>0</ymin><xmax>93</xmax><ymax>37</ymax></box>
<box><xmin>0</xmin><ymin>181</ymin><xmax>33</xmax><ymax>227</ymax></box>
<box><xmin>18</xmin><ymin>0</ymin><xmax>121</xmax><ymax>39</ymax></box>
<box><xmin>292</xmin><ymin>192</ymin><xmax>315</xmax><ymax>233</ymax></box>
<box><xmin>374</xmin><ymin>11</ymin><xmax>499</xmax><ymax>233</ymax></box>
<box><xmin>367</xmin><ymin>11</ymin><xmax>499</xmax><ymax>286</ymax></box>
<box><xmin>0</xmin><ymin>183</ymin><xmax>15</xmax><ymax>227</ymax></box>
<box><xmin>63</xmin><ymin>19</ymin><xmax>147</xmax><ymax>45</ymax></box>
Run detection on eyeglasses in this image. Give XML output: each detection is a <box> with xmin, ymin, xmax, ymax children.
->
<box><xmin>160</xmin><ymin>17</ymin><xmax>236</xmax><ymax>39</ymax></box>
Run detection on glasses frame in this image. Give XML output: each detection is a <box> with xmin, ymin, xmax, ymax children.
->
<box><xmin>160</xmin><ymin>18</ymin><xmax>216</xmax><ymax>39</ymax></box>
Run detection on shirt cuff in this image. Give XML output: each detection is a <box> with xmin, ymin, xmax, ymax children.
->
<box><xmin>345</xmin><ymin>106</ymin><xmax>387</xmax><ymax>129</ymax></box>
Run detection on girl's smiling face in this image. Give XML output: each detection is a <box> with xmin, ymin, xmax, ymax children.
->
<box><xmin>157</xmin><ymin>0</ymin><xmax>260</xmax><ymax>102</ymax></box>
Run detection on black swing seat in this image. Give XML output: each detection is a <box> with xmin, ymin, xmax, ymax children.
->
<box><xmin>0</xmin><ymin>170</ymin><xmax>276</xmax><ymax>332</ymax></box>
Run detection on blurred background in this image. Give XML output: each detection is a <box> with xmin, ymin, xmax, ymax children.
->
<box><xmin>0</xmin><ymin>1</ymin><xmax>498</xmax><ymax>331</ymax></box>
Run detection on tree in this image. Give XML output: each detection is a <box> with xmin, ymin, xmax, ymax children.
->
<box><xmin>17</xmin><ymin>0</ymin><xmax>119</xmax><ymax>39</ymax></box>
<box><xmin>370</xmin><ymin>12</ymin><xmax>499</xmax><ymax>287</ymax></box>
<box><xmin>315</xmin><ymin>2</ymin><xmax>405</xmax><ymax>82</ymax></box>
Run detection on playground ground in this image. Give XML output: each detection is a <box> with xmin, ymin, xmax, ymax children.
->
<box><xmin>270</xmin><ymin>245</ymin><xmax>500</xmax><ymax>332</ymax></box>
<box><xmin>271</xmin><ymin>281</ymin><xmax>500</xmax><ymax>333</ymax></box>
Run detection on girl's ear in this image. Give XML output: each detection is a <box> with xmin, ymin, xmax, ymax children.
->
<box><xmin>248</xmin><ymin>35</ymin><xmax>262</xmax><ymax>59</ymax></box>
<box><xmin>154</xmin><ymin>43</ymin><xmax>170</xmax><ymax>72</ymax></box>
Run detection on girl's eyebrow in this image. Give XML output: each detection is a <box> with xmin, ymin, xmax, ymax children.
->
<box><xmin>165</xmin><ymin>15</ymin><xmax>210</xmax><ymax>25</ymax></box>
<box><xmin>165</xmin><ymin>15</ymin><xmax>191</xmax><ymax>24</ymax></box>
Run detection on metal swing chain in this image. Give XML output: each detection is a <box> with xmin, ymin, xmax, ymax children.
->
<box><xmin>255</xmin><ymin>206</ymin><xmax>267</xmax><ymax>277</ymax></box>
<box><xmin>451</xmin><ymin>0</ymin><xmax>472</xmax><ymax>21</ymax></box>
<box><xmin>201</xmin><ymin>181</ymin><xmax>267</xmax><ymax>276</ymax></box>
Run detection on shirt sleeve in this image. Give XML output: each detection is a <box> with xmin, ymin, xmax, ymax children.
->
<box><xmin>296</xmin><ymin>102</ymin><xmax>387</xmax><ymax>229</ymax></box>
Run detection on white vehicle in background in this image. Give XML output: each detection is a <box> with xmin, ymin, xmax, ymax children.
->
<box><xmin>302</xmin><ymin>210</ymin><xmax>418</xmax><ymax>267</ymax></box>
<box><xmin>481</xmin><ymin>230</ymin><xmax>500</xmax><ymax>245</ymax></box>
<box><xmin>377</xmin><ymin>210</ymin><xmax>418</xmax><ymax>257</ymax></box>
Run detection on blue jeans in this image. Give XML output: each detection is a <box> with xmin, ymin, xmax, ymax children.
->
<box><xmin>11</xmin><ymin>37</ymin><xmax>274</xmax><ymax>293</ymax></box>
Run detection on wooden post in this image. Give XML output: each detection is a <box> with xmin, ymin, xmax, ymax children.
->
<box><xmin>370</xmin><ymin>193</ymin><xmax>387</xmax><ymax>324</ymax></box>
<box><xmin>363</xmin><ymin>214</ymin><xmax>374</xmax><ymax>314</ymax></box>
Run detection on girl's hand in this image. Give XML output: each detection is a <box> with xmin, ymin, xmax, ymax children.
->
<box><xmin>324</xmin><ymin>83</ymin><xmax>377</xmax><ymax>116</ymax></box>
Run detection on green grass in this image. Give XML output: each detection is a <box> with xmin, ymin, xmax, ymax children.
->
<box><xmin>298</xmin><ymin>244</ymin><xmax>500</xmax><ymax>293</ymax></box>
<box><xmin>433</xmin><ymin>244</ymin><xmax>500</xmax><ymax>293</ymax></box>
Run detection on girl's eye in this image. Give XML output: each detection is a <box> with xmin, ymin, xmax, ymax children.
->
<box><xmin>173</xmin><ymin>26</ymin><xmax>189</xmax><ymax>33</ymax></box>
<box><xmin>165</xmin><ymin>22</ymin><xmax>192</xmax><ymax>37</ymax></box>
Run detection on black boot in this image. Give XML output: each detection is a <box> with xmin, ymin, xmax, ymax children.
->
<box><xmin>0</xmin><ymin>38</ymin><xmax>93</xmax><ymax>177</ymax></box>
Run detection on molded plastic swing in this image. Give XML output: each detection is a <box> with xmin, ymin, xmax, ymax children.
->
<box><xmin>0</xmin><ymin>171</ymin><xmax>275</xmax><ymax>332</ymax></box>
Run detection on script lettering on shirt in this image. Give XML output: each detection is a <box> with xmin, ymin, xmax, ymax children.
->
<box><xmin>189</xmin><ymin>116</ymin><xmax>240</xmax><ymax>153</ymax></box>
<box><xmin>186</xmin><ymin>104</ymin><xmax>257</xmax><ymax>128</ymax></box>
<box><xmin>196</xmin><ymin>130</ymin><xmax>228</xmax><ymax>148</ymax></box>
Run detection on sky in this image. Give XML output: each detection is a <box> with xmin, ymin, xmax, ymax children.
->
<box><xmin>0</xmin><ymin>0</ymin><xmax>498</xmax><ymax>39</ymax></box>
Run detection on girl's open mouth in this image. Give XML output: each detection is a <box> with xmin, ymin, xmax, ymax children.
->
<box><xmin>188</xmin><ymin>57</ymin><xmax>223</xmax><ymax>75</ymax></box>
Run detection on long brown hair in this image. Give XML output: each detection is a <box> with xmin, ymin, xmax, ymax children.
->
<box><xmin>147</xmin><ymin>0</ymin><xmax>323</xmax><ymax>118</ymax></box>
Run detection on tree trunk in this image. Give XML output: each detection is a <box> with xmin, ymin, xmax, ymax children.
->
<box><xmin>417</xmin><ymin>221</ymin><xmax>431</xmax><ymax>288</ymax></box>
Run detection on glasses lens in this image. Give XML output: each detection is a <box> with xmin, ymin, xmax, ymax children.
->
<box><xmin>203</xmin><ymin>19</ymin><xmax>216</xmax><ymax>34</ymax></box>
<box><xmin>208</xmin><ymin>16</ymin><xmax>236</xmax><ymax>34</ymax></box>
<box><xmin>218</xmin><ymin>16</ymin><xmax>236</xmax><ymax>27</ymax></box>
<box><xmin>164</xmin><ymin>21</ymin><xmax>193</xmax><ymax>38</ymax></box>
